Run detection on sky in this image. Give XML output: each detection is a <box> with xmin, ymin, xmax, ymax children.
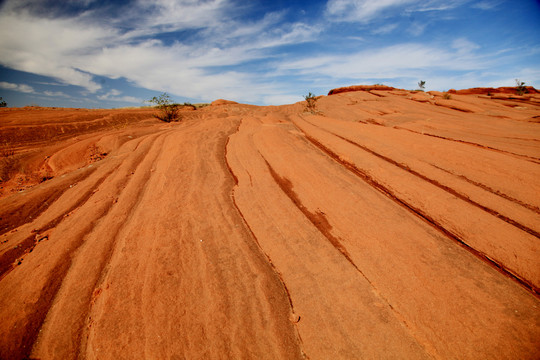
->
<box><xmin>0</xmin><ymin>0</ymin><xmax>539</xmax><ymax>108</ymax></box>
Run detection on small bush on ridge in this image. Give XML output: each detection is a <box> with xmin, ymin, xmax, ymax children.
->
<box><xmin>515</xmin><ymin>79</ymin><xmax>528</xmax><ymax>96</ymax></box>
<box><xmin>148</xmin><ymin>93</ymin><xmax>181</xmax><ymax>122</ymax></box>
<box><xmin>304</xmin><ymin>92</ymin><xmax>318</xmax><ymax>113</ymax></box>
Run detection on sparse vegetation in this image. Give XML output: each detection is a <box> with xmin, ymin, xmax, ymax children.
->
<box><xmin>418</xmin><ymin>80</ymin><xmax>426</xmax><ymax>91</ymax></box>
<box><xmin>0</xmin><ymin>97</ymin><xmax>6</xmax><ymax>107</ymax></box>
<box><xmin>443</xmin><ymin>92</ymin><xmax>452</xmax><ymax>100</ymax></box>
<box><xmin>148</xmin><ymin>93</ymin><xmax>181</xmax><ymax>122</ymax></box>
<box><xmin>515</xmin><ymin>79</ymin><xmax>528</xmax><ymax>95</ymax></box>
<box><xmin>182</xmin><ymin>102</ymin><xmax>197</xmax><ymax>110</ymax></box>
<box><xmin>304</xmin><ymin>92</ymin><xmax>318</xmax><ymax>113</ymax></box>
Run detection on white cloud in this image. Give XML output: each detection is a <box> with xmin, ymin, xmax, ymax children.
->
<box><xmin>96</xmin><ymin>89</ymin><xmax>143</xmax><ymax>103</ymax></box>
<box><xmin>0</xmin><ymin>81</ymin><xmax>35</xmax><ymax>93</ymax></box>
<box><xmin>107</xmin><ymin>95</ymin><xmax>143</xmax><ymax>103</ymax></box>
<box><xmin>371</xmin><ymin>23</ymin><xmax>399</xmax><ymax>35</ymax></box>
<box><xmin>0</xmin><ymin>81</ymin><xmax>73</xmax><ymax>98</ymax></box>
<box><xmin>279</xmin><ymin>43</ymin><xmax>486</xmax><ymax>80</ymax></box>
<box><xmin>0</xmin><ymin>0</ymin><xmax>321</xmax><ymax>103</ymax></box>
<box><xmin>36</xmin><ymin>81</ymin><xmax>69</xmax><ymax>86</ymax></box>
<box><xmin>406</xmin><ymin>0</ymin><xmax>471</xmax><ymax>13</ymax></box>
<box><xmin>77</xmin><ymin>16</ymin><xmax>320</xmax><ymax>102</ymax></box>
<box><xmin>97</xmin><ymin>89</ymin><xmax>123</xmax><ymax>100</ymax></box>
<box><xmin>0</xmin><ymin>0</ymin><xmax>535</xmax><ymax>105</ymax></box>
<box><xmin>43</xmin><ymin>90</ymin><xmax>70</xmax><ymax>97</ymax></box>
<box><xmin>325</xmin><ymin>0</ymin><xmax>472</xmax><ymax>23</ymax></box>
<box><xmin>133</xmin><ymin>0</ymin><xmax>229</xmax><ymax>31</ymax></box>
<box><xmin>451</xmin><ymin>38</ymin><xmax>480</xmax><ymax>54</ymax></box>
<box><xmin>0</xmin><ymin>81</ymin><xmax>74</xmax><ymax>98</ymax></box>
<box><xmin>225</xmin><ymin>11</ymin><xmax>286</xmax><ymax>39</ymax></box>
<box><xmin>326</xmin><ymin>0</ymin><xmax>418</xmax><ymax>22</ymax></box>
<box><xmin>0</xmin><ymin>11</ymin><xmax>104</xmax><ymax>92</ymax></box>
<box><xmin>275</xmin><ymin>38</ymin><xmax>539</xmax><ymax>92</ymax></box>
<box><xmin>407</xmin><ymin>22</ymin><xmax>426</xmax><ymax>36</ymax></box>
<box><xmin>471</xmin><ymin>1</ymin><xmax>502</xmax><ymax>10</ymax></box>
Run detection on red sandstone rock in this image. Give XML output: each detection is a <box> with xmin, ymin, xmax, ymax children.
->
<box><xmin>211</xmin><ymin>99</ymin><xmax>239</xmax><ymax>106</ymax></box>
<box><xmin>328</xmin><ymin>84</ymin><xmax>397</xmax><ymax>95</ymax></box>
<box><xmin>0</xmin><ymin>89</ymin><xmax>539</xmax><ymax>359</ymax></box>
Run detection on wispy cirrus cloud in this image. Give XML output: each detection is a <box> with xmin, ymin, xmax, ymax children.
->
<box><xmin>471</xmin><ymin>0</ymin><xmax>503</xmax><ymax>11</ymax></box>
<box><xmin>279</xmin><ymin>42</ymin><xmax>487</xmax><ymax>78</ymax></box>
<box><xmin>0</xmin><ymin>81</ymin><xmax>71</xmax><ymax>98</ymax></box>
<box><xmin>43</xmin><ymin>90</ymin><xmax>70</xmax><ymax>98</ymax></box>
<box><xmin>0</xmin><ymin>0</ymin><xmax>321</xmax><ymax>103</ymax></box>
<box><xmin>0</xmin><ymin>81</ymin><xmax>35</xmax><ymax>93</ymax></box>
<box><xmin>407</xmin><ymin>22</ymin><xmax>427</xmax><ymax>36</ymax></box>
<box><xmin>371</xmin><ymin>23</ymin><xmax>399</xmax><ymax>35</ymax></box>
<box><xmin>0</xmin><ymin>0</ymin><xmax>538</xmax><ymax>107</ymax></box>
<box><xmin>274</xmin><ymin>40</ymin><xmax>507</xmax><ymax>93</ymax></box>
<box><xmin>325</xmin><ymin>0</ymin><xmax>472</xmax><ymax>23</ymax></box>
<box><xmin>98</xmin><ymin>89</ymin><xmax>143</xmax><ymax>103</ymax></box>
<box><xmin>451</xmin><ymin>38</ymin><xmax>480</xmax><ymax>54</ymax></box>
<box><xmin>326</xmin><ymin>0</ymin><xmax>417</xmax><ymax>22</ymax></box>
<box><xmin>131</xmin><ymin>0</ymin><xmax>231</xmax><ymax>32</ymax></box>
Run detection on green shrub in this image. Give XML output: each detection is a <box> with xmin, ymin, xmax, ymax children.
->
<box><xmin>148</xmin><ymin>93</ymin><xmax>181</xmax><ymax>122</ymax></box>
<box><xmin>515</xmin><ymin>79</ymin><xmax>528</xmax><ymax>95</ymax></box>
<box><xmin>304</xmin><ymin>92</ymin><xmax>318</xmax><ymax>112</ymax></box>
<box><xmin>417</xmin><ymin>80</ymin><xmax>426</xmax><ymax>91</ymax></box>
<box><xmin>182</xmin><ymin>102</ymin><xmax>197</xmax><ymax>110</ymax></box>
<box><xmin>0</xmin><ymin>97</ymin><xmax>6</xmax><ymax>107</ymax></box>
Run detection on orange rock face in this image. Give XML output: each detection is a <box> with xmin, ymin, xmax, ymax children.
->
<box><xmin>451</xmin><ymin>86</ymin><xmax>539</xmax><ymax>95</ymax></box>
<box><xmin>328</xmin><ymin>84</ymin><xmax>397</xmax><ymax>95</ymax></box>
<box><xmin>0</xmin><ymin>88</ymin><xmax>539</xmax><ymax>359</ymax></box>
<box><xmin>211</xmin><ymin>99</ymin><xmax>239</xmax><ymax>106</ymax></box>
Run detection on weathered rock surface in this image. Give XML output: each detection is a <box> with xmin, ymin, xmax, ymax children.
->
<box><xmin>0</xmin><ymin>87</ymin><xmax>539</xmax><ymax>359</ymax></box>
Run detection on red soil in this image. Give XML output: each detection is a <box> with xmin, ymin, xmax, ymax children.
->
<box><xmin>0</xmin><ymin>88</ymin><xmax>539</xmax><ymax>359</ymax></box>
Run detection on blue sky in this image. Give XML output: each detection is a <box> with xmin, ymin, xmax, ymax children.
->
<box><xmin>0</xmin><ymin>0</ymin><xmax>539</xmax><ymax>107</ymax></box>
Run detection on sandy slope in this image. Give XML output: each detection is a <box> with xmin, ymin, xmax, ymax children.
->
<box><xmin>0</xmin><ymin>88</ymin><xmax>539</xmax><ymax>359</ymax></box>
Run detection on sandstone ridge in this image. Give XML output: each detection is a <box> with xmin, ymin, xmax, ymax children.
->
<box><xmin>0</xmin><ymin>87</ymin><xmax>539</xmax><ymax>359</ymax></box>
